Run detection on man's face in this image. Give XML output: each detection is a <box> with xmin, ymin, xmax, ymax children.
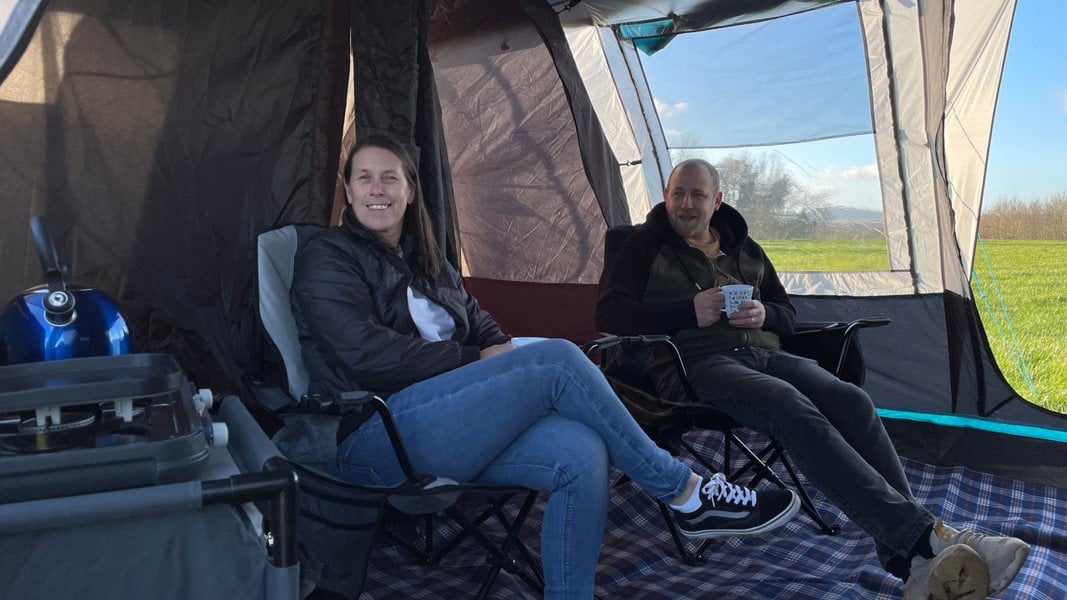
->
<box><xmin>664</xmin><ymin>163</ymin><xmax>722</xmax><ymax>244</ymax></box>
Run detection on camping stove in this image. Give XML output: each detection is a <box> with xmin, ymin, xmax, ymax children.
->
<box><xmin>0</xmin><ymin>353</ymin><xmax>213</xmax><ymax>504</ymax></box>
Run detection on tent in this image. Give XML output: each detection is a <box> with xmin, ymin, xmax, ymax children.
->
<box><xmin>1</xmin><ymin>0</ymin><xmax>1064</xmax><ymax>595</ymax></box>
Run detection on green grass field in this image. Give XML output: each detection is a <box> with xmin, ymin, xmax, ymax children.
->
<box><xmin>971</xmin><ymin>240</ymin><xmax>1067</xmax><ymax>413</ymax></box>
<box><xmin>764</xmin><ymin>238</ymin><xmax>1067</xmax><ymax>414</ymax></box>
<box><xmin>762</xmin><ymin>239</ymin><xmax>890</xmax><ymax>271</ymax></box>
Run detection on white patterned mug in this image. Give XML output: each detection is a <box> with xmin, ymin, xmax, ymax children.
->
<box><xmin>721</xmin><ymin>284</ymin><xmax>753</xmax><ymax>316</ymax></box>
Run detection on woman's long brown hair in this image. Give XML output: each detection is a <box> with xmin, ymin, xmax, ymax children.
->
<box><xmin>343</xmin><ymin>134</ymin><xmax>443</xmax><ymax>282</ymax></box>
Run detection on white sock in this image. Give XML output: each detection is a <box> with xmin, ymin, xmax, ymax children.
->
<box><xmin>669</xmin><ymin>476</ymin><xmax>703</xmax><ymax>513</ymax></box>
<box><xmin>928</xmin><ymin>520</ymin><xmax>958</xmax><ymax>556</ymax></box>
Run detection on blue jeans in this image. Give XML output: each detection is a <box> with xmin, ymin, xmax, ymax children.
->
<box><xmin>337</xmin><ymin>339</ymin><xmax>691</xmax><ymax>599</ymax></box>
<box><xmin>654</xmin><ymin>346</ymin><xmax>934</xmax><ymax>578</ymax></box>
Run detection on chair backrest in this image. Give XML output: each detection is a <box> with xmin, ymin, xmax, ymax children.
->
<box><xmin>256</xmin><ymin>224</ymin><xmax>324</xmax><ymax>400</ymax></box>
<box><xmin>604</xmin><ymin>224</ymin><xmax>636</xmax><ymax>264</ymax></box>
<box><xmin>254</xmin><ymin>228</ymin><xmax>542</xmax><ymax>600</ymax></box>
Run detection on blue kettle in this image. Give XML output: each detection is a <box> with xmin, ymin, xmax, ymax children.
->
<box><xmin>0</xmin><ymin>217</ymin><xmax>131</xmax><ymax>365</ymax></box>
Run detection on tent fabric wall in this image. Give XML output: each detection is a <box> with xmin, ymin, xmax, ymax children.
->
<box><xmin>791</xmin><ymin>293</ymin><xmax>1067</xmax><ymax>486</ymax></box>
<box><xmin>350</xmin><ymin>0</ymin><xmax>462</xmax><ymax>266</ymax></box>
<box><xmin>789</xmin><ymin>294</ymin><xmax>1022</xmax><ymax>421</ymax></box>
<box><xmin>516</xmin><ymin>0</ymin><xmax>630</xmax><ymax>229</ymax></box>
<box><xmin>429</xmin><ymin>0</ymin><xmax>621</xmax><ymax>284</ymax></box>
<box><xmin>0</xmin><ymin>0</ymin><xmax>349</xmax><ymax>390</ymax></box>
<box><xmin>944</xmin><ymin>0</ymin><xmax>1017</xmax><ymax>278</ymax></box>
<box><xmin>560</xmin><ymin>22</ymin><xmax>658</xmax><ymax>223</ymax></box>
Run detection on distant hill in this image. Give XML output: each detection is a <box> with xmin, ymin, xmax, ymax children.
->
<box><xmin>822</xmin><ymin>206</ymin><xmax>883</xmax><ymax>223</ymax></box>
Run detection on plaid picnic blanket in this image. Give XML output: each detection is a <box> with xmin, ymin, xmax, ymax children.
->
<box><xmin>360</xmin><ymin>429</ymin><xmax>1067</xmax><ymax>599</ymax></box>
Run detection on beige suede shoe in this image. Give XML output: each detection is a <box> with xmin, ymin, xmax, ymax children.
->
<box><xmin>902</xmin><ymin>543</ymin><xmax>989</xmax><ymax>600</ymax></box>
<box><xmin>932</xmin><ymin>521</ymin><xmax>1031</xmax><ymax>595</ymax></box>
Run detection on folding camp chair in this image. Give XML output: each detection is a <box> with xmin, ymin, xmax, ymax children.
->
<box><xmin>245</xmin><ymin>224</ymin><xmax>543</xmax><ymax>599</ymax></box>
<box><xmin>592</xmin><ymin>224</ymin><xmax>889</xmax><ymax>564</ymax></box>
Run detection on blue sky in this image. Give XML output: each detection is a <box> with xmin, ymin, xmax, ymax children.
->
<box><xmin>644</xmin><ymin>1</ymin><xmax>1066</xmax><ymax>212</ymax></box>
<box><xmin>985</xmin><ymin>1</ymin><xmax>1067</xmax><ymax>204</ymax></box>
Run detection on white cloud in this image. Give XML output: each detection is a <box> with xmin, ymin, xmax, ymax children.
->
<box><xmin>834</xmin><ymin>164</ymin><xmax>880</xmax><ymax>181</ymax></box>
<box><xmin>1061</xmin><ymin>91</ymin><xmax>1067</xmax><ymax>114</ymax></box>
<box><xmin>654</xmin><ymin>98</ymin><xmax>689</xmax><ymax>118</ymax></box>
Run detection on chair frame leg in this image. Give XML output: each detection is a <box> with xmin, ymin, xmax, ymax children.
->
<box><xmin>377</xmin><ymin>492</ymin><xmax>544</xmax><ymax>597</ymax></box>
<box><xmin>656</xmin><ymin>500</ymin><xmax>713</xmax><ymax>565</ymax></box>
<box><xmin>617</xmin><ymin>472</ymin><xmax>714</xmax><ymax>564</ymax></box>
<box><xmin>452</xmin><ymin>491</ymin><xmax>542</xmax><ymax>600</ymax></box>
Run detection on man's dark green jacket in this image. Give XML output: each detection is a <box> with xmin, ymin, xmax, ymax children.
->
<box><xmin>596</xmin><ymin>202</ymin><xmax>796</xmax><ymax>366</ymax></box>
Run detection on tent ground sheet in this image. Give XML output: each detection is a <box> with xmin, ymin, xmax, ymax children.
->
<box><xmin>360</xmin><ymin>429</ymin><xmax>1067</xmax><ymax>599</ymax></box>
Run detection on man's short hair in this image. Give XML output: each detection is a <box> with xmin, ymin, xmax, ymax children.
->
<box><xmin>669</xmin><ymin>159</ymin><xmax>721</xmax><ymax>193</ymax></box>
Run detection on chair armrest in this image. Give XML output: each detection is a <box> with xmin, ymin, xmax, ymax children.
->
<box><xmin>793</xmin><ymin>317</ymin><xmax>891</xmax><ymax>334</ymax></box>
<box><xmin>581</xmin><ymin>334</ymin><xmax>669</xmax><ymax>354</ymax></box>
<box><xmin>583</xmin><ymin>334</ymin><xmax>699</xmax><ymax>401</ymax></box>
<box><xmin>301</xmin><ymin>391</ymin><xmax>425</xmax><ymax>485</ymax></box>
<box><xmin>786</xmin><ymin>317</ymin><xmax>890</xmax><ymax>384</ymax></box>
<box><xmin>298</xmin><ymin>390</ymin><xmax>377</xmax><ymax>414</ymax></box>
<box><xmin>793</xmin><ymin>321</ymin><xmax>843</xmax><ymax>333</ymax></box>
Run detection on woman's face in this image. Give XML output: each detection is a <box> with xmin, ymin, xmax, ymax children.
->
<box><xmin>346</xmin><ymin>145</ymin><xmax>413</xmax><ymax>249</ymax></box>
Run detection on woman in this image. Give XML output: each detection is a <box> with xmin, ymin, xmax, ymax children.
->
<box><xmin>290</xmin><ymin>133</ymin><xmax>800</xmax><ymax>599</ymax></box>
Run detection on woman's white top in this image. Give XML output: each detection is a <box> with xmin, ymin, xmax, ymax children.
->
<box><xmin>407</xmin><ymin>286</ymin><xmax>456</xmax><ymax>342</ymax></box>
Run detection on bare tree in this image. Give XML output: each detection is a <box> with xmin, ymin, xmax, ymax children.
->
<box><xmin>665</xmin><ymin>147</ymin><xmax>839</xmax><ymax>239</ymax></box>
<box><xmin>716</xmin><ymin>151</ymin><xmax>831</xmax><ymax>239</ymax></box>
<box><xmin>668</xmin><ymin>134</ymin><xmax>706</xmax><ymax>162</ymax></box>
<box><xmin>980</xmin><ymin>193</ymin><xmax>1067</xmax><ymax>239</ymax></box>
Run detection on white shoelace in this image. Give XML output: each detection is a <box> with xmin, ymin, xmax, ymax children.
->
<box><xmin>703</xmin><ymin>472</ymin><xmax>757</xmax><ymax>507</ymax></box>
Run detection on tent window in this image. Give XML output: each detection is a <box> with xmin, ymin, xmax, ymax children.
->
<box><xmin>976</xmin><ymin>0</ymin><xmax>1067</xmax><ymax>413</ymax></box>
<box><xmin>637</xmin><ymin>3</ymin><xmax>888</xmax><ymax>271</ymax></box>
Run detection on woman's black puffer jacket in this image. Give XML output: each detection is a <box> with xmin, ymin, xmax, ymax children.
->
<box><xmin>290</xmin><ymin>209</ymin><xmax>510</xmax><ymax>404</ymax></box>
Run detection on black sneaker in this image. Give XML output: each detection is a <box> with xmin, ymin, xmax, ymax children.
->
<box><xmin>673</xmin><ymin>473</ymin><xmax>800</xmax><ymax>539</ymax></box>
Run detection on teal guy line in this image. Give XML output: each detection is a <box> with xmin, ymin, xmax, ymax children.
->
<box><xmin>973</xmin><ymin>235</ymin><xmax>1037</xmax><ymax>395</ymax></box>
<box><xmin>878</xmin><ymin>409</ymin><xmax>1067</xmax><ymax>443</ymax></box>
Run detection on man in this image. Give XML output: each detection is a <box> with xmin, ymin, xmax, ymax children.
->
<box><xmin>596</xmin><ymin>159</ymin><xmax>1030</xmax><ymax>598</ymax></box>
